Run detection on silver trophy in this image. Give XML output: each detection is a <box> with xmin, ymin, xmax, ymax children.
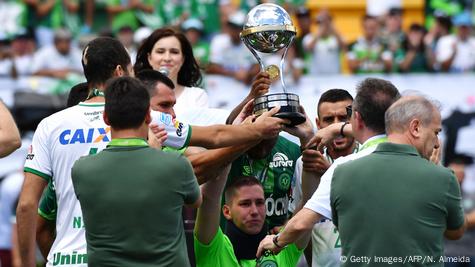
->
<box><xmin>241</xmin><ymin>3</ymin><xmax>305</xmax><ymax>126</ymax></box>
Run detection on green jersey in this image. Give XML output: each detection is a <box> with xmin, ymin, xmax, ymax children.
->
<box><xmin>194</xmin><ymin>228</ymin><xmax>302</xmax><ymax>267</ymax></box>
<box><xmin>227</xmin><ymin>137</ymin><xmax>301</xmax><ymax>229</ymax></box>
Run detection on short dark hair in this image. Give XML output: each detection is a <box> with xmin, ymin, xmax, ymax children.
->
<box><xmin>82</xmin><ymin>37</ymin><xmax>131</xmax><ymax>87</ymax></box>
<box><xmin>104</xmin><ymin>77</ymin><xmax>150</xmax><ymax>130</ymax></box>
<box><xmin>225</xmin><ymin>176</ymin><xmax>263</xmax><ymax>204</ymax></box>
<box><xmin>317</xmin><ymin>89</ymin><xmax>353</xmax><ymax>117</ymax></box>
<box><xmin>353</xmin><ymin>78</ymin><xmax>400</xmax><ymax>134</ymax></box>
<box><xmin>435</xmin><ymin>14</ymin><xmax>452</xmax><ymax>32</ymax></box>
<box><xmin>135</xmin><ymin>69</ymin><xmax>175</xmax><ymax>97</ymax></box>
<box><xmin>67</xmin><ymin>82</ymin><xmax>89</xmax><ymax>107</ymax></box>
<box><xmin>134</xmin><ymin>28</ymin><xmax>202</xmax><ymax>87</ymax></box>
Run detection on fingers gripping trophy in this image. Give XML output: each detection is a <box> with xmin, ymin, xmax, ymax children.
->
<box><xmin>241</xmin><ymin>3</ymin><xmax>305</xmax><ymax>126</ymax></box>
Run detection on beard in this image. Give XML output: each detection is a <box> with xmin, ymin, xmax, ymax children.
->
<box><xmin>331</xmin><ymin>136</ymin><xmax>355</xmax><ymax>153</ymax></box>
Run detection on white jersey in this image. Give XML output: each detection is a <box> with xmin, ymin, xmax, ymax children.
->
<box><xmin>304</xmin><ymin>135</ymin><xmax>387</xmax><ymax>219</ymax></box>
<box><xmin>24</xmin><ymin>102</ymin><xmax>190</xmax><ymax>266</ymax></box>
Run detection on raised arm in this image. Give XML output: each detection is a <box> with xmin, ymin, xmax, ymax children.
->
<box><xmin>226</xmin><ymin>72</ymin><xmax>271</xmax><ymax>124</ymax></box>
<box><xmin>256</xmin><ymin>207</ymin><xmax>320</xmax><ymax>257</ymax></box>
<box><xmin>194</xmin><ymin>166</ymin><xmax>230</xmax><ymax>244</ymax></box>
<box><xmin>0</xmin><ymin>100</ymin><xmax>21</xmax><ymax>158</ymax></box>
<box><xmin>190</xmin><ymin>106</ymin><xmax>287</xmax><ymax>148</ymax></box>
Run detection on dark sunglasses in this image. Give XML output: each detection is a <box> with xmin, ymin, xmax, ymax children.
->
<box><xmin>346</xmin><ymin>105</ymin><xmax>352</xmax><ymax>119</ymax></box>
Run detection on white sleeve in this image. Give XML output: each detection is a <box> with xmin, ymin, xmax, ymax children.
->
<box><xmin>289</xmin><ymin>156</ymin><xmax>303</xmax><ymax>214</ymax></box>
<box><xmin>195</xmin><ymin>89</ymin><xmax>209</xmax><ymax>108</ymax></box>
<box><xmin>150</xmin><ymin>111</ymin><xmax>191</xmax><ymax>149</ymax></box>
<box><xmin>31</xmin><ymin>49</ymin><xmax>46</xmax><ymax>73</ymax></box>
<box><xmin>210</xmin><ymin>35</ymin><xmax>226</xmax><ymax>64</ymax></box>
<box><xmin>303</xmin><ymin>161</ymin><xmax>338</xmax><ymax>220</ymax></box>
<box><xmin>24</xmin><ymin>119</ymin><xmax>52</xmax><ymax>181</ymax></box>
<box><xmin>435</xmin><ymin>36</ymin><xmax>455</xmax><ymax>63</ymax></box>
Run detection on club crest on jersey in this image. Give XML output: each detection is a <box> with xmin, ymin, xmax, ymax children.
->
<box><xmin>269</xmin><ymin>152</ymin><xmax>293</xmax><ymax>168</ymax></box>
<box><xmin>59</xmin><ymin>127</ymin><xmax>110</xmax><ymax>145</ymax></box>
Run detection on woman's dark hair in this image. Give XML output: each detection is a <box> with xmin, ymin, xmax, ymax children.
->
<box><xmin>134</xmin><ymin>28</ymin><xmax>202</xmax><ymax>87</ymax></box>
<box><xmin>402</xmin><ymin>23</ymin><xmax>427</xmax><ymax>53</ymax></box>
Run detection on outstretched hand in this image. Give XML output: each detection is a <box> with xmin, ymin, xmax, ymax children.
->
<box><xmin>255</xmin><ymin>106</ymin><xmax>289</xmax><ymax>138</ymax></box>
<box><xmin>233</xmin><ymin>99</ymin><xmax>255</xmax><ymax>125</ymax></box>
<box><xmin>256</xmin><ymin>234</ymin><xmax>282</xmax><ymax>258</ymax></box>
<box><xmin>304</xmin><ymin>122</ymin><xmax>343</xmax><ymax>152</ymax></box>
<box><xmin>283</xmin><ymin>106</ymin><xmax>314</xmax><ymax>144</ymax></box>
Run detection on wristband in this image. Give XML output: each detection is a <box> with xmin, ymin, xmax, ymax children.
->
<box><xmin>340</xmin><ymin>121</ymin><xmax>349</xmax><ymax>137</ymax></box>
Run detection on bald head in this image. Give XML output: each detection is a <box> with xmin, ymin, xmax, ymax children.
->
<box><xmin>385</xmin><ymin>96</ymin><xmax>440</xmax><ymax>134</ymax></box>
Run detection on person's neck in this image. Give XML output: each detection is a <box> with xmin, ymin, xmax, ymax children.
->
<box><xmin>387</xmin><ymin>133</ymin><xmax>415</xmax><ymax>147</ymax></box>
<box><xmin>357</xmin><ymin>129</ymin><xmax>384</xmax><ymax>145</ymax></box>
<box><xmin>85</xmin><ymin>84</ymin><xmax>105</xmax><ymax>103</ymax></box>
<box><xmin>111</xmin><ymin>125</ymin><xmax>148</xmax><ymax>140</ymax></box>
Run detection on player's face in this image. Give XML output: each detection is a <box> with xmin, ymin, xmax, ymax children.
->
<box><xmin>229</xmin><ymin>185</ymin><xmax>266</xmax><ymax>235</ymax></box>
<box><xmin>150</xmin><ymin>83</ymin><xmax>176</xmax><ymax>118</ymax></box>
<box><xmin>317</xmin><ymin>99</ymin><xmax>354</xmax><ymax>152</ymax></box>
<box><xmin>148</xmin><ymin>36</ymin><xmax>184</xmax><ymax>81</ymax></box>
<box><xmin>419</xmin><ymin>111</ymin><xmax>442</xmax><ymax>160</ymax></box>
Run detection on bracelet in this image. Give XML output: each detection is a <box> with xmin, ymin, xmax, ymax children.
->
<box><xmin>272</xmin><ymin>233</ymin><xmax>286</xmax><ymax>249</ymax></box>
<box><xmin>340</xmin><ymin>121</ymin><xmax>349</xmax><ymax>137</ymax></box>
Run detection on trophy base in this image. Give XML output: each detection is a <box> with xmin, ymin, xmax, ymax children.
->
<box><xmin>253</xmin><ymin>93</ymin><xmax>305</xmax><ymax>126</ymax></box>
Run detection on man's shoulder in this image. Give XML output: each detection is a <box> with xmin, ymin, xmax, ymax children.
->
<box><xmin>275</xmin><ymin>136</ymin><xmax>300</xmax><ymax>155</ymax></box>
<box><xmin>37</xmin><ymin>105</ymin><xmax>84</xmax><ymax>130</ymax></box>
<box><xmin>332</xmin><ymin>146</ymin><xmax>374</xmax><ymax>167</ymax></box>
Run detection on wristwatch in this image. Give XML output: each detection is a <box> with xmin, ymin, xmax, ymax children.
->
<box><xmin>272</xmin><ymin>233</ymin><xmax>287</xmax><ymax>249</ymax></box>
<box><xmin>340</xmin><ymin>121</ymin><xmax>349</xmax><ymax>137</ymax></box>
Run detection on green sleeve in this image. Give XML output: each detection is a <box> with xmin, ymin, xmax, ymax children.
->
<box><xmin>276</xmin><ymin>243</ymin><xmax>303</xmax><ymax>267</ymax></box>
<box><xmin>38</xmin><ymin>180</ymin><xmax>57</xmax><ymax>221</ymax></box>
<box><xmin>445</xmin><ymin>173</ymin><xmax>465</xmax><ymax>230</ymax></box>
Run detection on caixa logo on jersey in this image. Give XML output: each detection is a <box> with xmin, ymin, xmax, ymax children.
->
<box><xmin>269</xmin><ymin>152</ymin><xmax>293</xmax><ymax>168</ymax></box>
<box><xmin>59</xmin><ymin>127</ymin><xmax>110</xmax><ymax>145</ymax></box>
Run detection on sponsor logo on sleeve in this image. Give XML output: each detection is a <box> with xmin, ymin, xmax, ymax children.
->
<box><xmin>174</xmin><ymin>120</ymin><xmax>184</xmax><ymax>137</ymax></box>
<box><xmin>26</xmin><ymin>145</ymin><xmax>34</xmax><ymax>160</ymax></box>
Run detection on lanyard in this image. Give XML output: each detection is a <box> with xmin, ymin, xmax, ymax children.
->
<box><xmin>86</xmin><ymin>89</ymin><xmax>105</xmax><ymax>100</ymax></box>
<box><xmin>360</xmin><ymin>136</ymin><xmax>387</xmax><ymax>151</ymax></box>
<box><xmin>107</xmin><ymin>138</ymin><xmax>148</xmax><ymax>147</ymax></box>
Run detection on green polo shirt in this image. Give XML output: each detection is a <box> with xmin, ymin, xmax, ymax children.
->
<box><xmin>72</xmin><ymin>138</ymin><xmax>200</xmax><ymax>267</ymax></box>
<box><xmin>331</xmin><ymin>142</ymin><xmax>465</xmax><ymax>267</ymax></box>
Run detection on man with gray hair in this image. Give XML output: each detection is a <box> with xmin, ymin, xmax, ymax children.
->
<box><xmin>328</xmin><ymin>95</ymin><xmax>466</xmax><ymax>266</ymax></box>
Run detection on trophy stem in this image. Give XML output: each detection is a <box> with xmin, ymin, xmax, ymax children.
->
<box><xmin>279</xmin><ymin>35</ymin><xmax>294</xmax><ymax>94</ymax></box>
<box><xmin>243</xmin><ymin>40</ymin><xmax>266</xmax><ymax>70</ymax></box>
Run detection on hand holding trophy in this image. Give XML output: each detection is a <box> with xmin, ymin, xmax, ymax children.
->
<box><xmin>241</xmin><ymin>3</ymin><xmax>305</xmax><ymax>126</ymax></box>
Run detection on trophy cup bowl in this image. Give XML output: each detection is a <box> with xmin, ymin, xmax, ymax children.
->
<box><xmin>241</xmin><ymin>3</ymin><xmax>305</xmax><ymax>126</ymax></box>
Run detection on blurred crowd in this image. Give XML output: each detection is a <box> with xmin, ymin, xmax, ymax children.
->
<box><xmin>1</xmin><ymin>0</ymin><xmax>475</xmax><ymax>89</ymax></box>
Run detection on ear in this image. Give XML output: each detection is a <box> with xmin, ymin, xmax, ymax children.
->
<box><xmin>353</xmin><ymin>111</ymin><xmax>363</xmax><ymax>130</ymax></box>
<box><xmin>103</xmin><ymin>111</ymin><xmax>110</xmax><ymax>126</ymax></box>
<box><xmin>408</xmin><ymin>118</ymin><xmax>421</xmax><ymax>138</ymax></box>
<box><xmin>316</xmin><ymin>117</ymin><xmax>321</xmax><ymax>129</ymax></box>
<box><xmin>114</xmin><ymin>65</ymin><xmax>124</xmax><ymax>77</ymax></box>
<box><xmin>145</xmin><ymin>107</ymin><xmax>152</xmax><ymax>125</ymax></box>
<box><xmin>222</xmin><ymin>204</ymin><xmax>232</xmax><ymax>220</ymax></box>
